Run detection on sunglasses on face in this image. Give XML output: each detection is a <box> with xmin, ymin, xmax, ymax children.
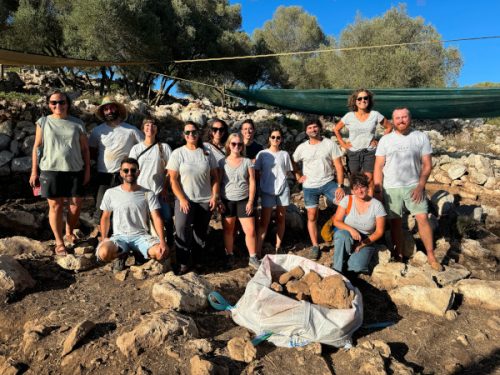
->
<box><xmin>356</xmin><ymin>96</ymin><xmax>369</xmax><ymax>101</ymax></box>
<box><xmin>184</xmin><ymin>130</ymin><xmax>199</xmax><ymax>136</ymax></box>
<box><xmin>122</xmin><ymin>168</ymin><xmax>138</xmax><ymax>174</ymax></box>
<box><xmin>49</xmin><ymin>100</ymin><xmax>66</xmax><ymax>106</ymax></box>
<box><xmin>212</xmin><ymin>127</ymin><xmax>224</xmax><ymax>133</ymax></box>
<box><xmin>270</xmin><ymin>135</ymin><xmax>281</xmax><ymax>140</ymax></box>
<box><xmin>230</xmin><ymin>142</ymin><xmax>243</xmax><ymax>147</ymax></box>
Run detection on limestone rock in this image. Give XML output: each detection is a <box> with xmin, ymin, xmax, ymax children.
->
<box><xmin>152</xmin><ymin>272</ymin><xmax>210</xmax><ymax>312</ymax></box>
<box><xmin>130</xmin><ymin>259</ymin><xmax>167</xmax><ymax>279</ymax></box>
<box><xmin>0</xmin><ymin>356</ymin><xmax>22</xmax><ymax>375</ymax></box>
<box><xmin>227</xmin><ymin>337</ymin><xmax>256</xmax><ymax>363</ymax></box>
<box><xmin>0</xmin><ymin>236</ymin><xmax>48</xmax><ymax>256</ymax></box>
<box><xmin>371</xmin><ymin>263</ymin><xmax>436</xmax><ymax>290</ymax></box>
<box><xmin>434</xmin><ymin>266</ymin><xmax>471</xmax><ymax>287</ymax></box>
<box><xmin>270</xmin><ymin>282</ymin><xmax>283</xmax><ymax>293</ymax></box>
<box><xmin>389</xmin><ymin>285</ymin><xmax>454</xmax><ymax>316</ymax></box>
<box><xmin>302</xmin><ymin>270</ymin><xmax>322</xmax><ymax>286</ymax></box>
<box><xmin>186</xmin><ymin>339</ymin><xmax>213</xmax><ymax>354</ymax></box>
<box><xmin>73</xmin><ymin>246</ymin><xmax>94</xmax><ymax>256</ymax></box>
<box><xmin>433</xmin><ymin>172</ymin><xmax>452</xmax><ymax>185</ymax></box>
<box><xmin>454</xmin><ymin>279</ymin><xmax>500</xmax><ymax>310</ymax></box>
<box><xmin>116</xmin><ymin>310</ymin><xmax>198</xmax><ymax>358</ymax></box>
<box><xmin>279</xmin><ymin>266</ymin><xmax>304</xmax><ymax>285</ymax></box>
<box><xmin>61</xmin><ymin>320</ymin><xmax>95</xmax><ymax>356</ymax></box>
<box><xmin>460</xmin><ymin>239</ymin><xmax>491</xmax><ymax>259</ymax></box>
<box><xmin>409</xmin><ymin>251</ymin><xmax>428</xmax><ymax>266</ymax></box>
<box><xmin>0</xmin><ymin>255</ymin><xmax>36</xmax><ymax>295</ymax></box>
<box><xmin>446</xmin><ymin>164</ymin><xmax>467</xmax><ymax>180</ymax></box>
<box><xmin>310</xmin><ymin>274</ymin><xmax>354</xmax><ymax>309</ymax></box>
<box><xmin>285</xmin><ymin>280</ymin><xmax>310</xmax><ymax>295</ymax></box>
<box><xmin>0</xmin><ymin>134</ymin><xmax>10</xmax><ymax>151</ymax></box>
<box><xmin>0</xmin><ymin>210</ymin><xmax>41</xmax><ymax>235</ymax></box>
<box><xmin>0</xmin><ymin>150</ymin><xmax>13</xmax><ymax>167</ymax></box>
<box><xmin>10</xmin><ymin>156</ymin><xmax>32</xmax><ymax>173</ymax></box>
<box><xmin>190</xmin><ymin>355</ymin><xmax>216</xmax><ymax>375</ymax></box>
<box><xmin>469</xmin><ymin>170</ymin><xmax>488</xmax><ymax>185</ymax></box>
<box><xmin>56</xmin><ymin>254</ymin><xmax>95</xmax><ymax>271</ymax></box>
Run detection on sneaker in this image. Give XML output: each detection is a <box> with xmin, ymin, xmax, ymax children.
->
<box><xmin>112</xmin><ymin>257</ymin><xmax>126</xmax><ymax>273</ymax></box>
<box><xmin>248</xmin><ymin>256</ymin><xmax>261</xmax><ymax>270</ymax></box>
<box><xmin>309</xmin><ymin>245</ymin><xmax>320</xmax><ymax>260</ymax></box>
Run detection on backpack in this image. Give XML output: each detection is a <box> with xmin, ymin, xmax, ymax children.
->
<box><xmin>320</xmin><ymin>195</ymin><xmax>353</xmax><ymax>243</ymax></box>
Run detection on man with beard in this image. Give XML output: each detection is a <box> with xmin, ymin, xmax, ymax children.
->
<box><xmin>89</xmin><ymin>97</ymin><xmax>143</xmax><ymax>221</ymax></box>
<box><xmin>293</xmin><ymin>118</ymin><xmax>345</xmax><ymax>260</ymax></box>
<box><xmin>96</xmin><ymin>158</ymin><xmax>168</xmax><ymax>271</ymax></box>
<box><xmin>374</xmin><ymin>107</ymin><xmax>442</xmax><ymax>271</ymax></box>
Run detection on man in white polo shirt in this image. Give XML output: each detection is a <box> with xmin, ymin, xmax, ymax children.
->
<box><xmin>293</xmin><ymin>118</ymin><xmax>345</xmax><ymax>260</ymax></box>
<box><xmin>374</xmin><ymin>107</ymin><xmax>442</xmax><ymax>271</ymax></box>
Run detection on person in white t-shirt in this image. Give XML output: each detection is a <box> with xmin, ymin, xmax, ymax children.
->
<box><xmin>89</xmin><ymin>97</ymin><xmax>143</xmax><ymax>222</ymax></box>
<box><xmin>333</xmin><ymin>89</ymin><xmax>392</xmax><ymax>196</ymax></box>
<box><xmin>203</xmin><ymin>118</ymin><xmax>228</xmax><ymax>163</ymax></box>
<box><xmin>129</xmin><ymin>117</ymin><xmax>173</xmax><ymax>245</ymax></box>
<box><xmin>374</xmin><ymin>107</ymin><xmax>442</xmax><ymax>271</ymax></box>
<box><xmin>293</xmin><ymin>118</ymin><xmax>345</xmax><ymax>261</ymax></box>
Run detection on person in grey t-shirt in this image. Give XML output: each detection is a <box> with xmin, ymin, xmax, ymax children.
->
<box><xmin>374</xmin><ymin>107</ymin><xmax>442</xmax><ymax>271</ymax></box>
<box><xmin>333</xmin><ymin>173</ymin><xmax>386</xmax><ymax>274</ymax></box>
<box><xmin>97</xmin><ymin>158</ymin><xmax>168</xmax><ymax>270</ymax></box>
<box><xmin>333</xmin><ymin>89</ymin><xmax>392</xmax><ymax>196</ymax></box>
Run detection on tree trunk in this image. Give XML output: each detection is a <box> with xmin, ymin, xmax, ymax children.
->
<box><xmin>99</xmin><ymin>67</ymin><xmax>107</xmax><ymax>96</ymax></box>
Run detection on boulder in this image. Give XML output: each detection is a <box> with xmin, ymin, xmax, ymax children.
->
<box><xmin>0</xmin><ymin>236</ymin><xmax>48</xmax><ymax>257</ymax></box>
<box><xmin>56</xmin><ymin>254</ymin><xmax>95</xmax><ymax>272</ymax></box>
<box><xmin>130</xmin><ymin>259</ymin><xmax>168</xmax><ymax>280</ymax></box>
<box><xmin>371</xmin><ymin>263</ymin><xmax>436</xmax><ymax>290</ymax></box>
<box><xmin>447</xmin><ymin>164</ymin><xmax>467</xmax><ymax>180</ymax></box>
<box><xmin>389</xmin><ymin>285</ymin><xmax>454</xmax><ymax>316</ymax></box>
<box><xmin>0</xmin><ymin>120</ymin><xmax>13</xmax><ymax>137</ymax></box>
<box><xmin>460</xmin><ymin>239</ymin><xmax>491</xmax><ymax>259</ymax></box>
<box><xmin>0</xmin><ymin>255</ymin><xmax>36</xmax><ymax>296</ymax></box>
<box><xmin>152</xmin><ymin>272</ymin><xmax>211</xmax><ymax>312</ymax></box>
<box><xmin>61</xmin><ymin>320</ymin><xmax>95</xmax><ymax>356</ymax></box>
<box><xmin>0</xmin><ymin>134</ymin><xmax>11</xmax><ymax>150</ymax></box>
<box><xmin>0</xmin><ymin>150</ymin><xmax>13</xmax><ymax>167</ymax></box>
<box><xmin>434</xmin><ymin>266</ymin><xmax>471</xmax><ymax>287</ymax></box>
<box><xmin>468</xmin><ymin>170</ymin><xmax>488</xmax><ymax>185</ymax></box>
<box><xmin>0</xmin><ymin>210</ymin><xmax>41</xmax><ymax>235</ymax></box>
<box><xmin>11</xmin><ymin>156</ymin><xmax>32</xmax><ymax>173</ymax></box>
<box><xmin>454</xmin><ymin>279</ymin><xmax>500</xmax><ymax>310</ymax></box>
<box><xmin>309</xmin><ymin>274</ymin><xmax>354</xmax><ymax>309</ymax></box>
<box><xmin>227</xmin><ymin>337</ymin><xmax>257</xmax><ymax>363</ymax></box>
<box><xmin>116</xmin><ymin>310</ymin><xmax>198</xmax><ymax>358</ymax></box>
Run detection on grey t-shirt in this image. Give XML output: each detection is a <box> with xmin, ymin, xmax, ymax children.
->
<box><xmin>166</xmin><ymin>146</ymin><xmax>217</xmax><ymax>203</ymax></box>
<box><xmin>375</xmin><ymin>130</ymin><xmax>432</xmax><ymax>189</ymax></box>
<box><xmin>203</xmin><ymin>142</ymin><xmax>226</xmax><ymax>163</ymax></box>
<box><xmin>341</xmin><ymin>111</ymin><xmax>385</xmax><ymax>151</ymax></box>
<box><xmin>38</xmin><ymin>115</ymin><xmax>85</xmax><ymax>172</ymax></box>
<box><xmin>129</xmin><ymin>142</ymin><xmax>172</xmax><ymax>195</ymax></box>
<box><xmin>89</xmin><ymin>122</ymin><xmax>143</xmax><ymax>173</ymax></box>
<box><xmin>293</xmin><ymin>137</ymin><xmax>343</xmax><ymax>189</ymax></box>
<box><xmin>254</xmin><ymin>149</ymin><xmax>293</xmax><ymax>195</ymax></box>
<box><xmin>100</xmin><ymin>185</ymin><xmax>160</xmax><ymax>236</ymax></box>
<box><xmin>219</xmin><ymin>157</ymin><xmax>253</xmax><ymax>201</ymax></box>
<box><xmin>339</xmin><ymin>195</ymin><xmax>386</xmax><ymax>235</ymax></box>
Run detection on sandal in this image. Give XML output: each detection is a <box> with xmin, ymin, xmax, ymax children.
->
<box><xmin>64</xmin><ymin>234</ymin><xmax>76</xmax><ymax>246</ymax></box>
<box><xmin>55</xmin><ymin>243</ymin><xmax>68</xmax><ymax>256</ymax></box>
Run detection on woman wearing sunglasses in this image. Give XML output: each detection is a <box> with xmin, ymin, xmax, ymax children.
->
<box><xmin>29</xmin><ymin>90</ymin><xmax>90</xmax><ymax>256</ymax></box>
<box><xmin>167</xmin><ymin>121</ymin><xmax>219</xmax><ymax>274</ymax></box>
<box><xmin>333</xmin><ymin>89</ymin><xmax>392</xmax><ymax>195</ymax></box>
<box><xmin>204</xmin><ymin>118</ymin><xmax>228</xmax><ymax>163</ymax></box>
<box><xmin>219</xmin><ymin>133</ymin><xmax>259</xmax><ymax>270</ymax></box>
<box><xmin>254</xmin><ymin>127</ymin><xmax>293</xmax><ymax>255</ymax></box>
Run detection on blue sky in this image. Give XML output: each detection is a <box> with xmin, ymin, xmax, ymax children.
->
<box><xmin>230</xmin><ymin>0</ymin><xmax>500</xmax><ymax>86</ymax></box>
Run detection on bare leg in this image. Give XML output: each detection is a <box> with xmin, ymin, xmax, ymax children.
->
<box><xmin>415</xmin><ymin>214</ymin><xmax>437</xmax><ymax>262</ymax></box>
<box><xmin>223</xmin><ymin>217</ymin><xmax>237</xmax><ymax>255</ymax></box>
<box><xmin>306</xmin><ymin>207</ymin><xmax>319</xmax><ymax>246</ymax></box>
<box><xmin>66</xmin><ymin>196</ymin><xmax>83</xmax><ymax>239</ymax></box>
<box><xmin>390</xmin><ymin>217</ymin><xmax>404</xmax><ymax>261</ymax></box>
<box><xmin>275</xmin><ymin>206</ymin><xmax>286</xmax><ymax>249</ymax></box>
<box><xmin>47</xmin><ymin>198</ymin><xmax>65</xmax><ymax>246</ymax></box>
<box><xmin>257</xmin><ymin>207</ymin><xmax>272</xmax><ymax>255</ymax></box>
<box><xmin>239</xmin><ymin>217</ymin><xmax>257</xmax><ymax>257</ymax></box>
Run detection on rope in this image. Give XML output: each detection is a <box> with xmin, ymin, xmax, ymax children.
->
<box><xmin>172</xmin><ymin>35</ymin><xmax>500</xmax><ymax>64</ymax></box>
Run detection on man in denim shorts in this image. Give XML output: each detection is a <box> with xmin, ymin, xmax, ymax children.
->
<box><xmin>96</xmin><ymin>158</ymin><xmax>168</xmax><ymax>271</ymax></box>
<box><xmin>374</xmin><ymin>107</ymin><xmax>442</xmax><ymax>271</ymax></box>
<box><xmin>293</xmin><ymin>119</ymin><xmax>345</xmax><ymax>260</ymax></box>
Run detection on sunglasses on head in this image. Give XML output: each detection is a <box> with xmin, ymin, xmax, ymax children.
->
<box><xmin>270</xmin><ymin>135</ymin><xmax>281</xmax><ymax>140</ymax></box>
<box><xmin>356</xmin><ymin>96</ymin><xmax>369</xmax><ymax>101</ymax></box>
<box><xmin>230</xmin><ymin>142</ymin><xmax>243</xmax><ymax>147</ymax></box>
<box><xmin>49</xmin><ymin>100</ymin><xmax>66</xmax><ymax>106</ymax></box>
<box><xmin>121</xmin><ymin>168</ymin><xmax>138</xmax><ymax>174</ymax></box>
<box><xmin>184</xmin><ymin>130</ymin><xmax>199</xmax><ymax>136</ymax></box>
<box><xmin>212</xmin><ymin>127</ymin><xmax>224</xmax><ymax>133</ymax></box>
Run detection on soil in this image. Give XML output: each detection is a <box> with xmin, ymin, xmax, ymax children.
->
<box><xmin>0</xmin><ymin>195</ymin><xmax>499</xmax><ymax>375</ymax></box>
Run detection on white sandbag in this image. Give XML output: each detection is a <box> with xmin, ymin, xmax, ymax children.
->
<box><xmin>231</xmin><ymin>254</ymin><xmax>363</xmax><ymax>348</ymax></box>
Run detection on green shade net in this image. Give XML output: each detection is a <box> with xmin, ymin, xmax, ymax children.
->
<box><xmin>229</xmin><ymin>88</ymin><xmax>500</xmax><ymax>119</ymax></box>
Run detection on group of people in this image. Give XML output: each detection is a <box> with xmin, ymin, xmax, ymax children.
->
<box><xmin>29</xmin><ymin>88</ymin><xmax>442</xmax><ymax>277</ymax></box>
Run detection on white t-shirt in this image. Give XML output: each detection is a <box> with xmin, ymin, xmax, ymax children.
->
<box><xmin>341</xmin><ymin>111</ymin><xmax>385</xmax><ymax>151</ymax></box>
<box><xmin>375</xmin><ymin>130</ymin><xmax>432</xmax><ymax>189</ymax></box>
<box><xmin>166</xmin><ymin>146</ymin><xmax>217</xmax><ymax>203</ymax></box>
<box><xmin>219</xmin><ymin>157</ymin><xmax>253</xmax><ymax>201</ymax></box>
<box><xmin>254</xmin><ymin>149</ymin><xmax>293</xmax><ymax>195</ymax></box>
<box><xmin>129</xmin><ymin>142</ymin><xmax>172</xmax><ymax>195</ymax></box>
<box><xmin>89</xmin><ymin>122</ymin><xmax>144</xmax><ymax>173</ymax></box>
<box><xmin>339</xmin><ymin>195</ymin><xmax>386</xmax><ymax>235</ymax></box>
<box><xmin>203</xmin><ymin>142</ymin><xmax>226</xmax><ymax>163</ymax></box>
<box><xmin>293</xmin><ymin>137</ymin><xmax>343</xmax><ymax>189</ymax></box>
<box><xmin>100</xmin><ymin>186</ymin><xmax>160</xmax><ymax>236</ymax></box>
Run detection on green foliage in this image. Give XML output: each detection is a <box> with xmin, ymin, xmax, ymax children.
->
<box><xmin>0</xmin><ymin>90</ymin><xmax>42</xmax><ymax>102</ymax></box>
<box><xmin>0</xmin><ymin>0</ymin><xmax>19</xmax><ymax>26</ymax></box>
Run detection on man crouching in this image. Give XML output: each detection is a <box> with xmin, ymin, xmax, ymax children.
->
<box><xmin>97</xmin><ymin>157</ymin><xmax>168</xmax><ymax>270</ymax></box>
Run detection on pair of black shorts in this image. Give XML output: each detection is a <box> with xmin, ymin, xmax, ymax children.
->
<box><xmin>40</xmin><ymin>170</ymin><xmax>84</xmax><ymax>198</ymax></box>
<box><xmin>221</xmin><ymin>198</ymin><xmax>254</xmax><ymax>218</ymax></box>
<box><xmin>346</xmin><ymin>149</ymin><xmax>376</xmax><ymax>173</ymax></box>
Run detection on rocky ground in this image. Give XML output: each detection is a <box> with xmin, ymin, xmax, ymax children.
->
<box><xmin>0</xmin><ymin>70</ymin><xmax>499</xmax><ymax>374</ymax></box>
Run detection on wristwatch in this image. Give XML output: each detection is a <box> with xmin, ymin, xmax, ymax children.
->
<box><xmin>339</xmin><ymin>184</ymin><xmax>344</xmax><ymax>189</ymax></box>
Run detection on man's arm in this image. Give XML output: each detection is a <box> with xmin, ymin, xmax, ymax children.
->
<box><xmin>411</xmin><ymin>154</ymin><xmax>432</xmax><ymax>203</ymax></box>
<box><xmin>373</xmin><ymin>155</ymin><xmax>385</xmax><ymax>200</ymax></box>
<box><xmin>151</xmin><ymin>209</ymin><xmax>168</xmax><ymax>258</ymax></box>
<box><xmin>333</xmin><ymin>157</ymin><xmax>345</xmax><ymax>202</ymax></box>
<box><xmin>100</xmin><ymin>210</ymin><xmax>112</xmax><ymax>240</ymax></box>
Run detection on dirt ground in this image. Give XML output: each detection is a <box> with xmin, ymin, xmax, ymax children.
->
<box><xmin>0</xmin><ymin>195</ymin><xmax>499</xmax><ymax>375</ymax></box>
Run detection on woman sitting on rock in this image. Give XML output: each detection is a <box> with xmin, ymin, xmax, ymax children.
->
<box><xmin>219</xmin><ymin>133</ymin><xmax>260</xmax><ymax>270</ymax></box>
<box><xmin>333</xmin><ymin>89</ymin><xmax>392</xmax><ymax>195</ymax></box>
<box><xmin>203</xmin><ymin>118</ymin><xmax>229</xmax><ymax>163</ymax></box>
<box><xmin>29</xmin><ymin>90</ymin><xmax>90</xmax><ymax>256</ymax></box>
<box><xmin>167</xmin><ymin>121</ymin><xmax>219</xmax><ymax>274</ymax></box>
<box><xmin>333</xmin><ymin>173</ymin><xmax>386</xmax><ymax>275</ymax></box>
<box><xmin>255</xmin><ymin>127</ymin><xmax>293</xmax><ymax>255</ymax></box>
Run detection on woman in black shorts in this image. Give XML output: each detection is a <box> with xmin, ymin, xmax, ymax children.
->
<box><xmin>218</xmin><ymin>133</ymin><xmax>260</xmax><ymax>270</ymax></box>
<box><xmin>29</xmin><ymin>91</ymin><xmax>90</xmax><ymax>255</ymax></box>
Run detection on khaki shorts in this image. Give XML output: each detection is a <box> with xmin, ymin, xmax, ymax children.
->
<box><xmin>383</xmin><ymin>185</ymin><xmax>428</xmax><ymax>219</ymax></box>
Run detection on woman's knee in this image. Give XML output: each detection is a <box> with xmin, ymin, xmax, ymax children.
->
<box><xmin>334</xmin><ymin>229</ymin><xmax>351</xmax><ymax>241</ymax></box>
